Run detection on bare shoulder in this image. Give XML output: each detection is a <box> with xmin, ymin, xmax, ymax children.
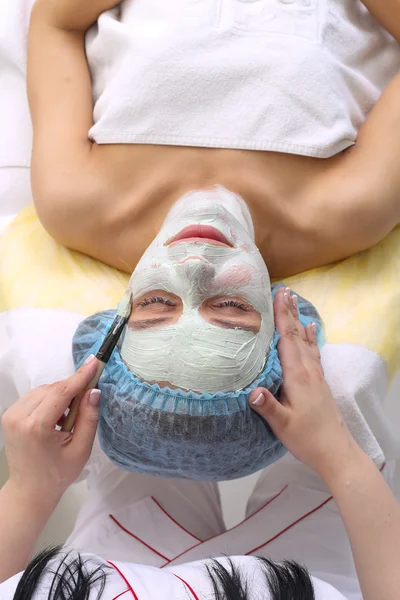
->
<box><xmin>33</xmin><ymin>145</ymin><xmax>120</xmax><ymax>256</ymax></box>
<box><xmin>307</xmin><ymin>144</ymin><xmax>399</xmax><ymax>258</ymax></box>
<box><xmin>265</xmin><ymin>145</ymin><xmax>400</xmax><ymax>278</ymax></box>
<box><xmin>34</xmin><ymin>143</ymin><xmax>169</xmax><ymax>273</ymax></box>
<box><xmin>306</xmin><ymin>73</ymin><xmax>400</xmax><ymax>266</ymax></box>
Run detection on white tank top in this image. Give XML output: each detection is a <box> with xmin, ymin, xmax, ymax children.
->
<box><xmin>86</xmin><ymin>0</ymin><xmax>400</xmax><ymax>158</ymax></box>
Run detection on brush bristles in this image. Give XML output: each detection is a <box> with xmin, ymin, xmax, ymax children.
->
<box><xmin>117</xmin><ymin>290</ymin><xmax>132</xmax><ymax>318</ymax></box>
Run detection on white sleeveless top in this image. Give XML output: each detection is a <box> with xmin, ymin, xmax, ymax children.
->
<box><xmin>86</xmin><ymin>0</ymin><xmax>400</xmax><ymax>158</ymax></box>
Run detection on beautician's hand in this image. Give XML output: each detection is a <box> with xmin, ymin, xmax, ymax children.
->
<box><xmin>1</xmin><ymin>356</ymin><xmax>101</xmax><ymax>502</ymax></box>
<box><xmin>249</xmin><ymin>286</ymin><xmax>359</xmax><ymax>479</ymax></box>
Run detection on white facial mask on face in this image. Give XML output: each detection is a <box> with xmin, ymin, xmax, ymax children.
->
<box><xmin>120</xmin><ymin>186</ymin><xmax>274</xmax><ymax>393</ymax></box>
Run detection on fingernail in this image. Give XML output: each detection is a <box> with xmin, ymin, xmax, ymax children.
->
<box><xmin>84</xmin><ymin>354</ymin><xmax>95</xmax><ymax>365</ymax></box>
<box><xmin>292</xmin><ymin>295</ymin><xmax>298</xmax><ymax>309</ymax></box>
<box><xmin>285</xmin><ymin>287</ymin><xmax>290</xmax><ymax>293</ymax></box>
<box><xmin>311</xmin><ymin>323</ymin><xmax>317</xmax><ymax>333</ymax></box>
<box><xmin>283</xmin><ymin>292</ymin><xmax>290</xmax><ymax>306</ymax></box>
<box><xmin>252</xmin><ymin>393</ymin><xmax>265</xmax><ymax>407</ymax></box>
<box><xmin>89</xmin><ymin>389</ymin><xmax>101</xmax><ymax>406</ymax></box>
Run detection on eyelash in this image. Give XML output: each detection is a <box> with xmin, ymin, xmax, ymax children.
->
<box><xmin>215</xmin><ymin>300</ymin><xmax>249</xmax><ymax>311</ymax></box>
<box><xmin>137</xmin><ymin>296</ymin><xmax>176</xmax><ymax>307</ymax></box>
<box><xmin>137</xmin><ymin>298</ymin><xmax>249</xmax><ymax>311</ymax></box>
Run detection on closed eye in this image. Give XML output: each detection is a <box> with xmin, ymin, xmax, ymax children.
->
<box><xmin>210</xmin><ymin>318</ymin><xmax>259</xmax><ymax>334</ymax></box>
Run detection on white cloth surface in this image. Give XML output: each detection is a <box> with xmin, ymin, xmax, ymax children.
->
<box><xmin>0</xmin><ymin>167</ymin><xmax>32</xmax><ymax>234</ymax></box>
<box><xmin>87</xmin><ymin>0</ymin><xmax>400</xmax><ymax>157</ymax></box>
<box><xmin>321</xmin><ymin>343</ymin><xmax>400</xmax><ymax>465</ymax></box>
<box><xmin>0</xmin><ymin>0</ymin><xmax>34</xmax><ymax>169</ymax></box>
<box><xmin>0</xmin><ymin>0</ymin><xmax>35</xmax><ymax>231</ymax></box>
<box><xmin>0</xmin><ymin>307</ymin><xmax>399</xmax><ymax>468</ymax></box>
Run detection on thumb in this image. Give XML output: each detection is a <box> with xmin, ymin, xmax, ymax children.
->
<box><xmin>248</xmin><ymin>387</ymin><xmax>289</xmax><ymax>431</ymax></box>
<box><xmin>71</xmin><ymin>389</ymin><xmax>100</xmax><ymax>453</ymax></box>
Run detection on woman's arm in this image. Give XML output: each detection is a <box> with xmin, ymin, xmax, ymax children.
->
<box><xmin>361</xmin><ymin>0</ymin><xmax>400</xmax><ymax>42</ymax></box>
<box><xmin>28</xmin><ymin>0</ymin><xmax>119</xmax><ymax>245</ymax></box>
<box><xmin>0</xmin><ymin>358</ymin><xmax>101</xmax><ymax>583</ymax></box>
<box><xmin>0</xmin><ymin>481</ymin><xmax>59</xmax><ymax>583</ymax></box>
<box><xmin>318</xmin><ymin>0</ymin><xmax>400</xmax><ymax>251</ymax></box>
<box><xmin>249</xmin><ymin>287</ymin><xmax>400</xmax><ymax>600</ymax></box>
<box><xmin>322</xmin><ymin>451</ymin><xmax>400</xmax><ymax>600</ymax></box>
<box><xmin>307</xmin><ymin>72</ymin><xmax>400</xmax><ymax>263</ymax></box>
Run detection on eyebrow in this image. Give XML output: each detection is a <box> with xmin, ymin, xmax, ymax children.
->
<box><xmin>209</xmin><ymin>319</ymin><xmax>259</xmax><ymax>334</ymax></box>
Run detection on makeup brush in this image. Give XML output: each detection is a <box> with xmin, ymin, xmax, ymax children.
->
<box><xmin>61</xmin><ymin>290</ymin><xmax>132</xmax><ymax>432</ymax></box>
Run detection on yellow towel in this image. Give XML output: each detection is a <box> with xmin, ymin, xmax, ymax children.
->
<box><xmin>1</xmin><ymin>205</ymin><xmax>399</xmax><ymax>379</ymax></box>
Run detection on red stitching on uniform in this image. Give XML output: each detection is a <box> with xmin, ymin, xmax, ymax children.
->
<box><xmin>107</xmin><ymin>561</ymin><xmax>139</xmax><ymax>600</ymax></box>
<box><xmin>173</xmin><ymin>573</ymin><xmax>200</xmax><ymax>600</ymax></box>
<box><xmin>246</xmin><ymin>496</ymin><xmax>334</xmax><ymax>555</ymax></box>
<box><xmin>112</xmin><ymin>589</ymin><xmax>131</xmax><ymax>600</ymax></box>
<box><xmin>246</xmin><ymin>464</ymin><xmax>387</xmax><ymax>555</ymax></box>
<box><xmin>150</xmin><ymin>497</ymin><xmax>202</xmax><ymax>542</ymax></box>
<box><xmin>109</xmin><ymin>514</ymin><xmax>170</xmax><ymax>562</ymax></box>
<box><xmin>162</xmin><ymin>485</ymin><xmax>289</xmax><ymax>566</ymax></box>
<box><xmin>160</xmin><ymin>541</ymin><xmax>202</xmax><ymax>568</ymax></box>
<box><xmin>110</xmin><ymin>464</ymin><xmax>387</xmax><ymax>573</ymax></box>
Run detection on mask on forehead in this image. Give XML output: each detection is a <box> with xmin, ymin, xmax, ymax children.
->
<box><xmin>120</xmin><ymin>186</ymin><xmax>274</xmax><ymax>393</ymax></box>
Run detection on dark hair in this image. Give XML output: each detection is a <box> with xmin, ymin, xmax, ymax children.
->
<box><xmin>13</xmin><ymin>546</ymin><xmax>109</xmax><ymax>600</ymax></box>
<box><xmin>12</xmin><ymin>547</ymin><xmax>315</xmax><ymax>599</ymax></box>
<box><xmin>206</xmin><ymin>556</ymin><xmax>315</xmax><ymax>600</ymax></box>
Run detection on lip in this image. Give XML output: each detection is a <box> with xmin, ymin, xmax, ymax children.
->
<box><xmin>166</xmin><ymin>225</ymin><xmax>233</xmax><ymax>247</ymax></box>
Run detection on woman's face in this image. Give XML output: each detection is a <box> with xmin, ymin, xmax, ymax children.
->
<box><xmin>120</xmin><ymin>187</ymin><xmax>274</xmax><ymax>393</ymax></box>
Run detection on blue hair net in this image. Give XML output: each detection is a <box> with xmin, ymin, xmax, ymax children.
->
<box><xmin>72</xmin><ymin>284</ymin><xmax>324</xmax><ymax>481</ymax></box>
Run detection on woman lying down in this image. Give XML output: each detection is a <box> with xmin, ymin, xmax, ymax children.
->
<box><xmin>28</xmin><ymin>0</ymin><xmax>400</xmax><ymax>279</ymax></box>
<box><xmin>1</xmin><ymin>289</ymin><xmax>400</xmax><ymax>600</ymax></box>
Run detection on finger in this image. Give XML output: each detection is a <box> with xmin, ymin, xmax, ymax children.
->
<box><xmin>306</xmin><ymin>323</ymin><xmax>322</xmax><ymax>365</ymax></box>
<box><xmin>69</xmin><ymin>389</ymin><xmax>101</xmax><ymax>459</ymax></box>
<box><xmin>248</xmin><ymin>387</ymin><xmax>290</xmax><ymax>432</ymax></box>
<box><xmin>5</xmin><ymin>386</ymin><xmax>49</xmax><ymax>420</ymax></box>
<box><xmin>18</xmin><ymin>385</ymin><xmax>50</xmax><ymax>405</ymax></box>
<box><xmin>33</xmin><ymin>356</ymin><xmax>99</xmax><ymax>426</ymax></box>
<box><xmin>273</xmin><ymin>287</ymin><xmax>303</xmax><ymax>372</ymax></box>
<box><xmin>289</xmin><ymin>294</ymin><xmax>308</xmax><ymax>344</ymax></box>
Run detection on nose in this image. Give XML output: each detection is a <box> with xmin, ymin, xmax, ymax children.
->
<box><xmin>176</xmin><ymin>256</ymin><xmax>215</xmax><ymax>286</ymax></box>
<box><xmin>177</xmin><ymin>255</ymin><xmax>210</xmax><ymax>266</ymax></box>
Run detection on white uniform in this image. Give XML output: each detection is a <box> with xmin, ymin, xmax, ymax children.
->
<box><xmin>2</xmin><ymin>450</ymin><xmax>393</xmax><ymax>599</ymax></box>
